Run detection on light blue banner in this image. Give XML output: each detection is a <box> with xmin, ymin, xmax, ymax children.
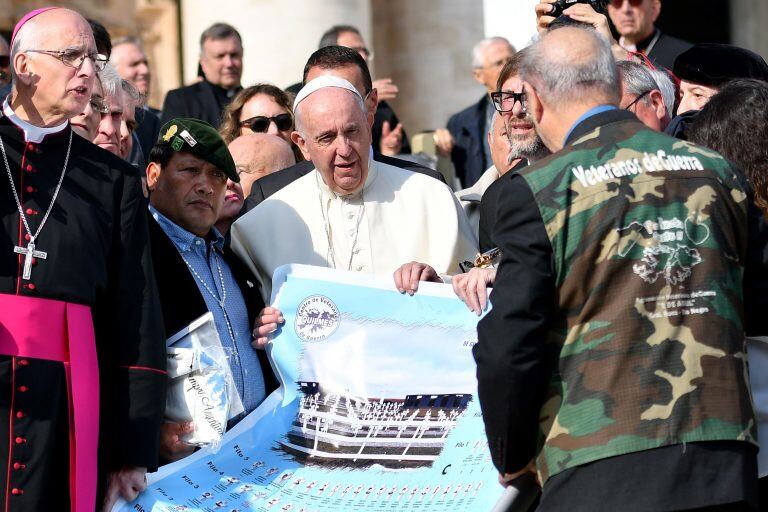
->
<box><xmin>118</xmin><ymin>265</ymin><xmax>503</xmax><ymax>511</ymax></box>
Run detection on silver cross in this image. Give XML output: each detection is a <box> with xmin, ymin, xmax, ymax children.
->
<box><xmin>14</xmin><ymin>242</ymin><xmax>47</xmax><ymax>280</ymax></box>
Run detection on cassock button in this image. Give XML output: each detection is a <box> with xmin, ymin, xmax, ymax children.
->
<box><xmin>10</xmin><ymin>488</ymin><xmax>23</xmax><ymax>495</ymax></box>
<box><xmin>18</xmin><ymin>359</ymin><xmax>28</xmax><ymax>367</ymax></box>
<box><xmin>24</xmin><ymin>234</ymin><xmax>31</xmax><ymax>242</ymax></box>
<box><xmin>12</xmin><ymin>462</ymin><xmax>25</xmax><ymax>470</ymax></box>
<box><xmin>15</xmin><ymin>411</ymin><xmax>24</xmax><ymax>419</ymax></box>
<box><xmin>14</xmin><ymin>437</ymin><xmax>25</xmax><ymax>444</ymax></box>
<box><xmin>25</xmin><ymin>164</ymin><xmax>32</xmax><ymax>172</ymax></box>
<box><xmin>23</xmin><ymin>283</ymin><xmax>35</xmax><ymax>291</ymax></box>
<box><xmin>17</xmin><ymin>385</ymin><xmax>28</xmax><ymax>392</ymax></box>
<box><xmin>25</xmin><ymin>186</ymin><xmax>35</xmax><ymax>194</ymax></box>
<box><xmin>24</xmin><ymin>208</ymin><xmax>37</xmax><ymax>216</ymax></box>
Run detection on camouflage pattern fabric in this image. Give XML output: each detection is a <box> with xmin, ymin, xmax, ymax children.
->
<box><xmin>520</xmin><ymin>117</ymin><xmax>756</xmax><ymax>483</ymax></box>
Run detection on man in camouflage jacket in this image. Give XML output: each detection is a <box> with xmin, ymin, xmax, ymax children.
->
<box><xmin>474</xmin><ymin>26</ymin><xmax>759</xmax><ymax>511</ymax></box>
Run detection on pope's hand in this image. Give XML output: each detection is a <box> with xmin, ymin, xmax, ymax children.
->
<box><xmin>252</xmin><ymin>306</ymin><xmax>284</xmax><ymax>348</ymax></box>
<box><xmin>452</xmin><ymin>267</ymin><xmax>496</xmax><ymax>315</ymax></box>
<box><xmin>393</xmin><ymin>262</ymin><xmax>442</xmax><ymax>295</ymax></box>
<box><xmin>101</xmin><ymin>465</ymin><xmax>148</xmax><ymax>511</ymax></box>
<box><xmin>159</xmin><ymin>422</ymin><xmax>195</xmax><ymax>463</ymax></box>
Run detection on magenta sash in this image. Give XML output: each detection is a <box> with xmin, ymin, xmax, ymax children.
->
<box><xmin>0</xmin><ymin>294</ymin><xmax>98</xmax><ymax>512</ymax></box>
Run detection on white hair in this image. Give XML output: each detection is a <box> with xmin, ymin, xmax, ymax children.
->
<box><xmin>648</xmin><ymin>68</ymin><xmax>676</xmax><ymax>119</ymax></box>
<box><xmin>294</xmin><ymin>87</ymin><xmax>366</xmax><ymax>137</ymax></box>
<box><xmin>9</xmin><ymin>23</ymin><xmax>42</xmax><ymax>83</ymax></box>
<box><xmin>472</xmin><ymin>37</ymin><xmax>515</xmax><ymax>69</ymax></box>
<box><xmin>520</xmin><ymin>26</ymin><xmax>619</xmax><ymax>106</ymax></box>
<box><xmin>99</xmin><ymin>63</ymin><xmax>122</xmax><ymax>99</ymax></box>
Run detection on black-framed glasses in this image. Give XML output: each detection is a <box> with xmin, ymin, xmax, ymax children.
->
<box><xmin>241</xmin><ymin>113</ymin><xmax>293</xmax><ymax>133</ymax></box>
<box><xmin>490</xmin><ymin>91</ymin><xmax>526</xmax><ymax>113</ymax></box>
<box><xmin>624</xmin><ymin>90</ymin><xmax>651</xmax><ymax>111</ymax></box>
<box><xmin>0</xmin><ymin>56</ymin><xmax>9</xmax><ymax>68</ymax></box>
<box><xmin>26</xmin><ymin>48</ymin><xmax>108</xmax><ymax>72</ymax></box>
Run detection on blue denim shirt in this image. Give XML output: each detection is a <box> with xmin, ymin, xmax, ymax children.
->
<box><xmin>150</xmin><ymin>205</ymin><xmax>266</xmax><ymax>414</ymax></box>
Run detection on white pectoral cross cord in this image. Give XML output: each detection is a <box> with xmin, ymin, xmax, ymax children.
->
<box><xmin>14</xmin><ymin>241</ymin><xmax>47</xmax><ymax>280</ymax></box>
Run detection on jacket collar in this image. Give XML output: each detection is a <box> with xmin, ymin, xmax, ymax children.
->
<box><xmin>565</xmin><ymin>109</ymin><xmax>639</xmax><ymax>147</ymax></box>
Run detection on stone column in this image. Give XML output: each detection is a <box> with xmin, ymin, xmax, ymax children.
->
<box><xmin>371</xmin><ymin>0</ymin><xmax>484</xmax><ymax>135</ymax></box>
<box><xmin>730</xmin><ymin>0</ymin><xmax>768</xmax><ymax>59</ymax></box>
<box><xmin>179</xmin><ymin>0</ymin><xmax>372</xmax><ymax>90</ymax></box>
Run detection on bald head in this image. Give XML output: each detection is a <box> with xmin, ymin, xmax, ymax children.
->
<box><xmin>521</xmin><ymin>26</ymin><xmax>619</xmax><ymax>109</ymax></box>
<box><xmin>10</xmin><ymin>8</ymin><xmax>97</xmax><ymax>126</ymax></box>
<box><xmin>228</xmin><ymin>133</ymin><xmax>296</xmax><ymax>197</ymax></box>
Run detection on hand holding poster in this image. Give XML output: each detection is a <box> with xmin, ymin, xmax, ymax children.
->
<box><xmin>116</xmin><ymin>265</ymin><xmax>511</xmax><ymax>511</ymax></box>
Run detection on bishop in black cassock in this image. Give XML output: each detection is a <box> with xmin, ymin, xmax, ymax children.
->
<box><xmin>0</xmin><ymin>105</ymin><xmax>167</xmax><ymax>508</ymax></box>
<box><xmin>0</xmin><ymin>104</ymin><xmax>168</xmax><ymax>508</ymax></box>
<box><xmin>0</xmin><ymin>7</ymin><xmax>166</xmax><ymax>511</ymax></box>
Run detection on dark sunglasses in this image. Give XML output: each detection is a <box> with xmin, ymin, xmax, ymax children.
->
<box><xmin>0</xmin><ymin>56</ymin><xmax>9</xmax><ymax>68</ymax></box>
<box><xmin>610</xmin><ymin>0</ymin><xmax>644</xmax><ymax>7</ymax></box>
<box><xmin>241</xmin><ymin>113</ymin><xmax>293</xmax><ymax>133</ymax></box>
<box><xmin>490</xmin><ymin>91</ymin><xmax>526</xmax><ymax>113</ymax></box>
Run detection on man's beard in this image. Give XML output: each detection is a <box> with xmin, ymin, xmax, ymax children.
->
<box><xmin>508</xmin><ymin>131</ymin><xmax>544</xmax><ymax>161</ymax></box>
<box><xmin>506</xmin><ymin>114</ymin><xmax>545</xmax><ymax>161</ymax></box>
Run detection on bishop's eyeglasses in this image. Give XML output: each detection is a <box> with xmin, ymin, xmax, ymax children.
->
<box><xmin>26</xmin><ymin>48</ymin><xmax>108</xmax><ymax>72</ymax></box>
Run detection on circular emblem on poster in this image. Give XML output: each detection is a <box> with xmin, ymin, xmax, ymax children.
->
<box><xmin>294</xmin><ymin>295</ymin><xmax>340</xmax><ymax>342</ymax></box>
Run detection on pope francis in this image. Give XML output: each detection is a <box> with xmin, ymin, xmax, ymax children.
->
<box><xmin>230</xmin><ymin>76</ymin><xmax>477</xmax><ymax>302</ymax></box>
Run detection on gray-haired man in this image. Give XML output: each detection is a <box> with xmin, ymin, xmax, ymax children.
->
<box><xmin>617</xmin><ymin>60</ymin><xmax>670</xmax><ymax>131</ymax></box>
<box><xmin>160</xmin><ymin>22</ymin><xmax>243</xmax><ymax>126</ymax></box>
<box><xmin>475</xmin><ymin>24</ymin><xmax>758</xmax><ymax>511</ymax></box>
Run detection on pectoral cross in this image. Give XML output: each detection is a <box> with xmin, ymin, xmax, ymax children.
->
<box><xmin>14</xmin><ymin>242</ymin><xmax>47</xmax><ymax>280</ymax></box>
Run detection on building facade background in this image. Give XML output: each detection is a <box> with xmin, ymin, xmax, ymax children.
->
<box><xmin>0</xmin><ymin>0</ymin><xmax>766</xmax><ymax>139</ymax></box>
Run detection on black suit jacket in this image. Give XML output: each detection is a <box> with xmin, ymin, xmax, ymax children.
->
<box><xmin>242</xmin><ymin>153</ymin><xmax>446</xmax><ymax>213</ymax></box>
<box><xmin>147</xmin><ymin>214</ymin><xmax>278</xmax><ymax>394</ymax></box>
<box><xmin>447</xmin><ymin>95</ymin><xmax>489</xmax><ymax>188</ymax></box>
<box><xmin>160</xmin><ymin>80</ymin><xmax>239</xmax><ymax>128</ymax></box>
<box><xmin>646</xmin><ymin>30</ymin><xmax>693</xmax><ymax>71</ymax></box>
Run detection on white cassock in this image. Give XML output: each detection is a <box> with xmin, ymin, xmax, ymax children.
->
<box><xmin>231</xmin><ymin>156</ymin><xmax>478</xmax><ymax>301</ymax></box>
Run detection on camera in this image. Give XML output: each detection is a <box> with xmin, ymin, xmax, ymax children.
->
<box><xmin>549</xmin><ymin>0</ymin><xmax>608</xmax><ymax>18</ymax></box>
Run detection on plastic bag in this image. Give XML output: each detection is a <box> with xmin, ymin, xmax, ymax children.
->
<box><xmin>165</xmin><ymin>313</ymin><xmax>244</xmax><ymax>452</ymax></box>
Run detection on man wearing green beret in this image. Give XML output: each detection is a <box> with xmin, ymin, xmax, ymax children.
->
<box><xmin>145</xmin><ymin>118</ymin><xmax>277</xmax><ymax>462</ymax></box>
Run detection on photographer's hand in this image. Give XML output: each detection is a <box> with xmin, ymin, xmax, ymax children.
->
<box><xmin>534</xmin><ymin>1</ymin><xmax>558</xmax><ymax>33</ymax></box>
<box><xmin>563</xmin><ymin>3</ymin><xmax>629</xmax><ymax>59</ymax></box>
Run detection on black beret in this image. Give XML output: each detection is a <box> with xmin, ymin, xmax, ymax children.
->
<box><xmin>673</xmin><ymin>43</ymin><xmax>768</xmax><ymax>87</ymax></box>
<box><xmin>155</xmin><ymin>118</ymin><xmax>239</xmax><ymax>182</ymax></box>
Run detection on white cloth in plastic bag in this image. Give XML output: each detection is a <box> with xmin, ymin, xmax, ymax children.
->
<box><xmin>165</xmin><ymin>312</ymin><xmax>244</xmax><ymax>451</ymax></box>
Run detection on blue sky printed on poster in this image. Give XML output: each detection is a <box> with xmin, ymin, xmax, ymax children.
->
<box><xmin>116</xmin><ymin>265</ymin><xmax>502</xmax><ymax>512</ymax></box>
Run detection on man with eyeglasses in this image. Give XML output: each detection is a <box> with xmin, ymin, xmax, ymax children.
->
<box><xmin>0</xmin><ymin>7</ymin><xmax>167</xmax><ymax>511</ymax></box>
<box><xmin>617</xmin><ymin>60</ymin><xmax>670</xmax><ymax>132</ymax></box>
<box><xmin>606</xmin><ymin>0</ymin><xmax>690</xmax><ymax>70</ymax></box>
<box><xmin>436</xmin><ymin>37</ymin><xmax>516</xmax><ymax>188</ymax></box>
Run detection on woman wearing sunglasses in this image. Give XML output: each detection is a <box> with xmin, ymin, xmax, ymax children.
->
<box><xmin>219</xmin><ymin>83</ymin><xmax>304</xmax><ymax>161</ymax></box>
